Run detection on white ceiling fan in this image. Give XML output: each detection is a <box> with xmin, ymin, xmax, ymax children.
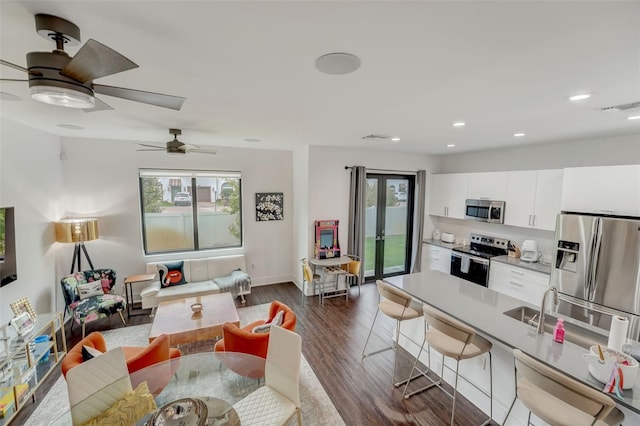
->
<box><xmin>137</xmin><ymin>129</ymin><xmax>217</xmax><ymax>155</ymax></box>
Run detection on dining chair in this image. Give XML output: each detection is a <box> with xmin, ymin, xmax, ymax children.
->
<box><xmin>300</xmin><ymin>257</ymin><xmax>321</xmax><ymax>305</ymax></box>
<box><xmin>402</xmin><ymin>303</ymin><xmax>493</xmax><ymax>426</ymax></box>
<box><xmin>504</xmin><ymin>348</ymin><xmax>625</xmax><ymax>426</ymax></box>
<box><xmin>233</xmin><ymin>325</ymin><xmax>303</xmax><ymax>425</ymax></box>
<box><xmin>342</xmin><ymin>254</ymin><xmax>362</xmax><ymax>296</ymax></box>
<box><xmin>362</xmin><ymin>280</ymin><xmax>423</xmax><ymax>386</ymax></box>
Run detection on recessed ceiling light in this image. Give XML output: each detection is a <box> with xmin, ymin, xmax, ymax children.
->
<box><xmin>513</xmin><ymin>132</ymin><xmax>526</xmax><ymax>137</ymax></box>
<box><xmin>391</xmin><ymin>137</ymin><xmax>401</xmax><ymax>142</ymax></box>
<box><xmin>57</xmin><ymin>124</ymin><xmax>85</xmax><ymax>130</ymax></box>
<box><xmin>0</xmin><ymin>92</ymin><xmax>22</xmax><ymax>101</ymax></box>
<box><xmin>243</xmin><ymin>138</ymin><xmax>261</xmax><ymax>143</ymax></box>
<box><xmin>315</xmin><ymin>52</ymin><xmax>361</xmax><ymax>75</ymax></box>
<box><xmin>568</xmin><ymin>93</ymin><xmax>592</xmax><ymax>101</ymax></box>
<box><xmin>452</xmin><ymin>121</ymin><xmax>466</xmax><ymax>127</ymax></box>
<box><xmin>446</xmin><ymin>144</ymin><xmax>455</xmax><ymax>148</ymax></box>
<box><xmin>627</xmin><ymin>115</ymin><xmax>640</xmax><ymax>121</ymax></box>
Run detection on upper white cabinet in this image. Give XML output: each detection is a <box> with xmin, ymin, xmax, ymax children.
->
<box><xmin>561</xmin><ymin>165</ymin><xmax>640</xmax><ymax>216</ymax></box>
<box><xmin>505</xmin><ymin>169</ymin><xmax>563</xmax><ymax>231</ymax></box>
<box><xmin>429</xmin><ymin>173</ymin><xmax>468</xmax><ymax>219</ymax></box>
<box><xmin>467</xmin><ymin>172</ymin><xmax>508</xmax><ymax>200</ymax></box>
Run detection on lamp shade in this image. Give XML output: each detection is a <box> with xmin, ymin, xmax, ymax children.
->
<box><xmin>55</xmin><ymin>218</ymin><xmax>99</xmax><ymax>243</ymax></box>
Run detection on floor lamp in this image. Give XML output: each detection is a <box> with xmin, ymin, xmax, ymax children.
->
<box><xmin>55</xmin><ymin>218</ymin><xmax>99</xmax><ymax>274</ymax></box>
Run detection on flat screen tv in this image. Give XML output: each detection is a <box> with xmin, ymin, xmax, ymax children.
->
<box><xmin>0</xmin><ymin>207</ymin><xmax>17</xmax><ymax>287</ymax></box>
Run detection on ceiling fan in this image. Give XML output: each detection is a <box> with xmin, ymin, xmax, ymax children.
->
<box><xmin>0</xmin><ymin>13</ymin><xmax>185</xmax><ymax>111</ymax></box>
<box><xmin>137</xmin><ymin>129</ymin><xmax>217</xmax><ymax>155</ymax></box>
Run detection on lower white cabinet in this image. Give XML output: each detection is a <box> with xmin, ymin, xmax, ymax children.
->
<box><xmin>423</xmin><ymin>244</ymin><xmax>452</xmax><ymax>274</ymax></box>
<box><xmin>488</xmin><ymin>261</ymin><xmax>549</xmax><ymax>305</ymax></box>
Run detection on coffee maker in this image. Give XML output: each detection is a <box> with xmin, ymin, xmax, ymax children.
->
<box><xmin>520</xmin><ymin>240</ymin><xmax>541</xmax><ymax>262</ymax></box>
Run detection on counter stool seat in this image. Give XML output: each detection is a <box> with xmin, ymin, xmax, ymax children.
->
<box><xmin>402</xmin><ymin>303</ymin><xmax>493</xmax><ymax>426</ymax></box>
<box><xmin>504</xmin><ymin>349</ymin><xmax>625</xmax><ymax>426</ymax></box>
<box><xmin>362</xmin><ymin>280</ymin><xmax>422</xmax><ymax>386</ymax></box>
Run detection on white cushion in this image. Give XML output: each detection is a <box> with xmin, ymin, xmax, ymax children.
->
<box><xmin>233</xmin><ymin>386</ymin><xmax>297</xmax><ymax>426</ymax></box>
<box><xmin>140</xmin><ymin>281</ymin><xmax>161</xmax><ymax>298</ymax></box>
<box><xmin>186</xmin><ymin>259</ymin><xmax>209</xmax><ymax>282</ymax></box>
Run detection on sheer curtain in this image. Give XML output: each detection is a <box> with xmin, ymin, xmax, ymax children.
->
<box><xmin>347</xmin><ymin>166</ymin><xmax>366</xmax><ymax>263</ymax></box>
<box><xmin>411</xmin><ymin>170</ymin><xmax>426</xmax><ymax>272</ymax></box>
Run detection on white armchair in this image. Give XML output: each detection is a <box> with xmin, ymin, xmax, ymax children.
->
<box><xmin>232</xmin><ymin>325</ymin><xmax>302</xmax><ymax>425</ymax></box>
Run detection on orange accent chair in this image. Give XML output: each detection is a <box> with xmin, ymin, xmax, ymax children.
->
<box><xmin>61</xmin><ymin>331</ymin><xmax>181</xmax><ymax>395</ymax></box>
<box><xmin>214</xmin><ymin>300</ymin><xmax>297</xmax><ymax>359</ymax></box>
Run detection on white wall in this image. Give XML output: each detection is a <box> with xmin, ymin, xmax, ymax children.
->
<box><xmin>57</xmin><ymin>137</ymin><xmax>293</xmax><ymax>312</ymax></box>
<box><xmin>293</xmin><ymin>146</ymin><xmax>437</xmax><ymax>289</ymax></box>
<box><xmin>0</xmin><ymin>118</ymin><xmax>64</xmax><ymax>324</ymax></box>
<box><xmin>435</xmin><ymin>133</ymin><xmax>640</xmax><ymax>173</ymax></box>
<box><xmin>292</xmin><ymin>146</ymin><xmax>310</xmax><ymax>291</ymax></box>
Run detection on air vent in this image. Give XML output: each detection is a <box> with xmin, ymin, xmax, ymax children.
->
<box><xmin>601</xmin><ymin>101</ymin><xmax>640</xmax><ymax>112</ymax></box>
<box><xmin>361</xmin><ymin>134</ymin><xmax>390</xmax><ymax>141</ymax></box>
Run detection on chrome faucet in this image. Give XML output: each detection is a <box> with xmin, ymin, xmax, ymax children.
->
<box><xmin>537</xmin><ymin>285</ymin><xmax>559</xmax><ymax>334</ymax></box>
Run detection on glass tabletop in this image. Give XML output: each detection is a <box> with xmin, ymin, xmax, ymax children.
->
<box><xmin>52</xmin><ymin>351</ymin><xmax>266</xmax><ymax>425</ymax></box>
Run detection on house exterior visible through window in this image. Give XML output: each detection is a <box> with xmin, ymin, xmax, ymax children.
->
<box><xmin>139</xmin><ymin>169</ymin><xmax>242</xmax><ymax>254</ymax></box>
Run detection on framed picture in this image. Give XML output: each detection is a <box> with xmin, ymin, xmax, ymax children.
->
<box><xmin>10</xmin><ymin>297</ymin><xmax>36</xmax><ymax>320</ymax></box>
<box><xmin>10</xmin><ymin>311</ymin><xmax>35</xmax><ymax>337</ymax></box>
<box><xmin>256</xmin><ymin>192</ymin><xmax>284</xmax><ymax>221</ymax></box>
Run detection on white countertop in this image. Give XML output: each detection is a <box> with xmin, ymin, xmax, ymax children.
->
<box><xmin>491</xmin><ymin>254</ymin><xmax>552</xmax><ymax>275</ymax></box>
<box><xmin>385</xmin><ymin>270</ymin><xmax>640</xmax><ymax>414</ymax></box>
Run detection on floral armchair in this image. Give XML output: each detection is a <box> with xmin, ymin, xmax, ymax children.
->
<box><xmin>60</xmin><ymin>269</ymin><xmax>127</xmax><ymax>338</ymax></box>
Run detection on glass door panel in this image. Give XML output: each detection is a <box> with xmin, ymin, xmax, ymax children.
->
<box><xmin>364</xmin><ymin>174</ymin><xmax>414</xmax><ymax>281</ymax></box>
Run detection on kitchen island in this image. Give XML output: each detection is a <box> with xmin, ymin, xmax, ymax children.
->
<box><xmin>386</xmin><ymin>270</ymin><xmax>640</xmax><ymax>424</ymax></box>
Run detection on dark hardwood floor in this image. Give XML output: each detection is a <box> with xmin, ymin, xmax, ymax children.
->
<box><xmin>14</xmin><ymin>282</ymin><xmax>497</xmax><ymax>425</ymax></box>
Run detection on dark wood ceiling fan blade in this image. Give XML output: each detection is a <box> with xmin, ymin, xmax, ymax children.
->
<box><xmin>93</xmin><ymin>84</ymin><xmax>186</xmax><ymax>110</ymax></box>
<box><xmin>188</xmin><ymin>149</ymin><xmax>217</xmax><ymax>155</ymax></box>
<box><xmin>138</xmin><ymin>143</ymin><xmax>165</xmax><ymax>149</ymax></box>
<box><xmin>137</xmin><ymin>148</ymin><xmax>165</xmax><ymax>152</ymax></box>
<box><xmin>83</xmin><ymin>97</ymin><xmax>114</xmax><ymax>113</ymax></box>
<box><xmin>61</xmin><ymin>39</ymin><xmax>138</xmax><ymax>83</ymax></box>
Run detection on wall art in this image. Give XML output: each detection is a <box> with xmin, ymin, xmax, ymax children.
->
<box><xmin>256</xmin><ymin>192</ymin><xmax>283</xmax><ymax>221</ymax></box>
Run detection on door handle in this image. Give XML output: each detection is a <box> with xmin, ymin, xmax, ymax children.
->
<box><xmin>375</xmin><ymin>235</ymin><xmax>385</xmax><ymax>241</ymax></box>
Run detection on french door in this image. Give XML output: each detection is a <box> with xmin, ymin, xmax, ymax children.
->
<box><xmin>364</xmin><ymin>174</ymin><xmax>415</xmax><ymax>281</ymax></box>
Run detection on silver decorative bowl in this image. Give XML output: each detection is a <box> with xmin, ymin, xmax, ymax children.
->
<box><xmin>191</xmin><ymin>303</ymin><xmax>203</xmax><ymax>313</ymax></box>
<box><xmin>147</xmin><ymin>398</ymin><xmax>208</xmax><ymax>426</ymax></box>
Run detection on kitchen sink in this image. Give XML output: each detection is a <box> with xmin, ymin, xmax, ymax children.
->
<box><xmin>503</xmin><ymin>305</ymin><xmax>608</xmax><ymax>349</ymax></box>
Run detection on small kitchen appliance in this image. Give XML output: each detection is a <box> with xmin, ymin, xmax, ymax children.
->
<box><xmin>520</xmin><ymin>240</ymin><xmax>541</xmax><ymax>262</ymax></box>
<box><xmin>441</xmin><ymin>232</ymin><xmax>455</xmax><ymax>243</ymax></box>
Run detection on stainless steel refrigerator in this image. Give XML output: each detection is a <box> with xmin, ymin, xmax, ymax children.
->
<box><xmin>551</xmin><ymin>213</ymin><xmax>640</xmax><ymax>339</ymax></box>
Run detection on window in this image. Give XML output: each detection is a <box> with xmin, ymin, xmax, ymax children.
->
<box><xmin>139</xmin><ymin>169</ymin><xmax>242</xmax><ymax>254</ymax></box>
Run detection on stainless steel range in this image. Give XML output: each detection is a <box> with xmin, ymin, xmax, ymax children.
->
<box><xmin>450</xmin><ymin>233</ymin><xmax>509</xmax><ymax>286</ymax></box>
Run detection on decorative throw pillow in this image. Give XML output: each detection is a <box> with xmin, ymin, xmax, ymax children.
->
<box><xmin>77</xmin><ymin>282</ymin><xmax>105</xmax><ymax>299</ymax></box>
<box><xmin>81</xmin><ymin>381</ymin><xmax>157</xmax><ymax>426</ymax></box>
<box><xmin>82</xmin><ymin>345</ymin><xmax>104</xmax><ymax>362</ymax></box>
<box><xmin>100</xmin><ymin>278</ymin><xmax>111</xmax><ymax>294</ymax></box>
<box><xmin>160</xmin><ymin>261</ymin><xmax>187</xmax><ymax>287</ymax></box>
<box><xmin>252</xmin><ymin>322</ymin><xmax>272</xmax><ymax>333</ymax></box>
<box><xmin>270</xmin><ymin>310</ymin><xmax>285</xmax><ymax>326</ymax></box>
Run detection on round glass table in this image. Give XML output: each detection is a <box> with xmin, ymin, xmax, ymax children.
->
<box><xmin>52</xmin><ymin>351</ymin><xmax>266</xmax><ymax>425</ymax></box>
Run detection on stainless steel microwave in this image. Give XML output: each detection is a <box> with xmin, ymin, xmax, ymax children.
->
<box><xmin>465</xmin><ymin>199</ymin><xmax>505</xmax><ymax>223</ymax></box>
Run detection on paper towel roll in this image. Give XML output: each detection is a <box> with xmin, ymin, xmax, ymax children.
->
<box><xmin>608</xmin><ymin>315</ymin><xmax>629</xmax><ymax>352</ymax></box>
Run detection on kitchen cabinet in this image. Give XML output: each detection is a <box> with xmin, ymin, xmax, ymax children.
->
<box><xmin>466</xmin><ymin>172</ymin><xmax>508</xmax><ymax>201</ymax></box>
<box><xmin>429</xmin><ymin>173</ymin><xmax>468</xmax><ymax>219</ymax></box>
<box><xmin>561</xmin><ymin>165</ymin><xmax>640</xmax><ymax>216</ymax></box>
<box><xmin>505</xmin><ymin>169</ymin><xmax>563</xmax><ymax>231</ymax></box>
<box><xmin>423</xmin><ymin>244</ymin><xmax>452</xmax><ymax>274</ymax></box>
<box><xmin>489</xmin><ymin>261</ymin><xmax>549</xmax><ymax>305</ymax></box>
<box><xmin>0</xmin><ymin>313</ymin><xmax>66</xmax><ymax>425</ymax></box>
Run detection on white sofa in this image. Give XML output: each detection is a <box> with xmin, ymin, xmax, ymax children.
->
<box><xmin>140</xmin><ymin>254</ymin><xmax>250</xmax><ymax>309</ymax></box>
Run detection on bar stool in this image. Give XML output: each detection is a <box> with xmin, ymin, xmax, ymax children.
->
<box><xmin>402</xmin><ymin>303</ymin><xmax>493</xmax><ymax>426</ymax></box>
<box><xmin>300</xmin><ymin>258</ymin><xmax>321</xmax><ymax>305</ymax></box>
<box><xmin>362</xmin><ymin>280</ymin><xmax>422</xmax><ymax>385</ymax></box>
<box><xmin>504</xmin><ymin>348</ymin><xmax>625</xmax><ymax>426</ymax></box>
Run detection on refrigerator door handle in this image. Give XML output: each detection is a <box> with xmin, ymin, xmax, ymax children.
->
<box><xmin>585</xmin><ymin>218</ymin><xmax>600</xmax><ymax>300</ymax></box>
<box><xmin>589</xmin><ymin>218</ymin><xmax>604</xmax><ymax>301</ymax></box>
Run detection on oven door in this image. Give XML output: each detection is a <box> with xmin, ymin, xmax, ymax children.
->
<box><xmin>450</xmin><ymin>252</ymin><xmax>490</xmax><ymax>286</ymax></box>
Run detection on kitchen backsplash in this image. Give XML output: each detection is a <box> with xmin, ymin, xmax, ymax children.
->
<box><xmin>430</xmin><ymin>216</ymin><xmax>556</xmax><ymax>262</ymax></box>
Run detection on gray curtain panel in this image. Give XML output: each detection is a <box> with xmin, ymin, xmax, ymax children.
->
<box><xmin>411</xmin><ymin>170</ymin><xmax>426</xmax><ymax>273</ymax></box>
<box><xmin>347</xmin><ymin>166</ymin><xmax>366</xmax><ymax>265</ymax></box>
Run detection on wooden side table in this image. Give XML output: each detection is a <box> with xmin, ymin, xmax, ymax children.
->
<box><xmin>124</xmin><ymin>273</ymin><xmax>156</xmax><ymax>318</ymax></box>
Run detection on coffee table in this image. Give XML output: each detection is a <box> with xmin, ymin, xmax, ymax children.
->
<box><xmin>149</xmin><ymin>293</ymin><xmax>240</xmax><ymax>346</ymax></box>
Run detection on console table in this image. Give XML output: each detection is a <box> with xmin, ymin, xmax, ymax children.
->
<box><xmin>124</xmin><ymin>273</ymin><xmax>156</xmax><ymax>318</ymax></box>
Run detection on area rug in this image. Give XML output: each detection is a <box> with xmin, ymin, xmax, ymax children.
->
<box><xmin>26</xmin><ymin>303</ymin><xmax>344</xmax><ymax>425</ymax></box>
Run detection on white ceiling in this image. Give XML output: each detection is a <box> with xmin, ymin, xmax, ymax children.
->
<box><xmin>1</xmin><ymin>1</ymin><xmax>639</xmax><ymax>155</ymax></box>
